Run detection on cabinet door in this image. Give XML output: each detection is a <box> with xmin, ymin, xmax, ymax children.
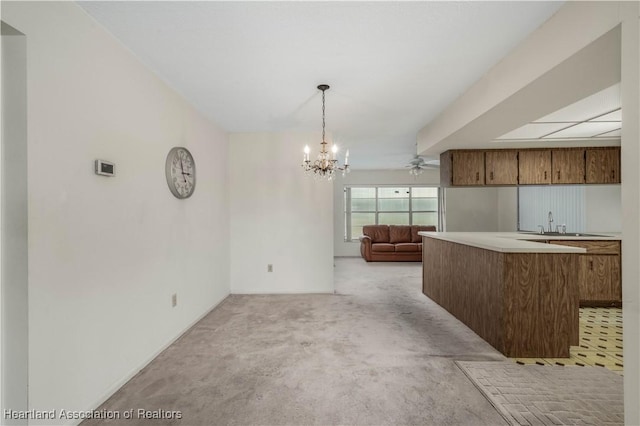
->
<box><xmin>586</xmin><ymin>147</ymin><xmax>620</xmax><ymax>183</ymax></box>
<box><xmin>452</xmin><ymin>151</ymin><xmax>485</xmax><ymax>186</ymax></box>
<box><xmin>552</xmin><ymin>149</ymin><xmax>585</xmax><ymax>184</ymax></box>
<box><xmin>485</xmin><ymin>150</ymin><xmax>518</xmax><ymax>185</ymax></box>
<box><xmin>518</xmin><ymin>150</ymin><xmax>551</xmax><ymax>184</ymax></box>
<box><xmin>579</xmin><ymin>255</ymin><xmax>621</xmax><ymax>304</ymax></box>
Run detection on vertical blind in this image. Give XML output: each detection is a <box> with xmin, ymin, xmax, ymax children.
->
<box><xmin>518</xmin><ymin>186</ymin><xmax>586</xmax><ymax>232</ymax></box>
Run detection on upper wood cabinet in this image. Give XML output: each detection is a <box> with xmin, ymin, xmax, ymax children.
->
<box><xmin>440</xmin><ymin>147</ymin><xmax>620</xmax><ymax>187</ymax></box>
<box><xmin>485</xmin><ymin>150</ymin><xmax>518</xmax><ymax>185</ymax></box>
<box><xmin>518</xmin><ymin>150</ymin><xmax>551</xmax><ymax>185</ymax></box>
<box><xmin>552</xmin><ymin>148</ymin><xmax>586</xmax><ymax>184</ymax></box>
<box><xmin>586</xmin><ymin>147</ymin><xmax>621</xmax><ymax>184</ymax></box>
<box><xmin>440</xmin><ymin>151</ymin><xmax>485</xmax><ymax>186</ymax></box>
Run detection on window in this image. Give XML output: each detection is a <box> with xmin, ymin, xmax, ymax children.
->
<box><xmin>344</xmin><ymin>186</ymin><xmax>439</xmax><ymax>241</ymax></box>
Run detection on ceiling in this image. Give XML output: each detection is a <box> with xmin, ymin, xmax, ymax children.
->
<box><xmin>496</xmin><ymin>83</ymin><xmax>621</xmax><ymax>142</ymax></box>
<box><xmin>78</xmin><ymin>1</ymin><xmax>564</xmax><ymax>170</ymax></box>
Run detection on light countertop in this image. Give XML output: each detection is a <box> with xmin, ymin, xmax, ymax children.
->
<box><xmin>418</xmin><ymin>231</ymin><xmax>621</xmax><ymax>253</ymax></box>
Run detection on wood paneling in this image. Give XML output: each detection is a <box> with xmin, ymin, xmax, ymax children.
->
<box><xmin>441</xmin><ymin>147</ymin><xmax>618</xmax><ymax>187</ymax></box>
<box><xmin>423</xmin><ymin>238</ymin><xmax>503</xmax><ymax>351</ymax></box>
<box><xmin>422</xmin><ymin>236</ymin><xmax>442</xmax><ymax>302</ymax></box>
<box><xmin>422</xmin><ymin>236</ymin><xmax>578</xmax><ymax>358</ymax></box>
<box><xmin>485</xmin><ymin>150</ymin><xmax>518</xmax><ymax>185</ymax></box>
<box><xmin>579</xmin><ymin>255</ymin><xmax>621</xmax><ymax>304</ymax></box>
<box><xmin>503</xmin><ymin>253</ymin><xmax>578</xmax><ymax>355</ymax></box>
<box><xmin>451</xmin><ymin>151</ymin><xmax>485</xmax><ymax>186</ymax></box>
<box><xmin>550</xmin><ymin>240</ymin><xmax>620</xmax><ymax>255</ymax></box>
<box><xmin>439</xmin><ymin>151</ymin><xmax>453</xmax><ymax>187</ymax></box>
<box><xmin>586</xmin><ymin>147</ymin><xmax>621</xmax><ymax>183</ymax></box>
<box><xmin>548</xmin><ymin>240</ymin><xmax>621</xmax><ymax>306</ymax></box>
<box><xmin>552</xmin><ymin>148</ymin><xmax>586</xmax><ymax>184</ymax></box>
<box><xmin>518</xmin><ymin>150</ymin><xmax>551</xmax><ymax>185</ymax></box>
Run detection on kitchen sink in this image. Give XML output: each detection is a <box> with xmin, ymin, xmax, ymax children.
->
<box><xmin>518</xmin><ymin>231</ymin><xmax>607</xmax><ymax>237</ymax></box>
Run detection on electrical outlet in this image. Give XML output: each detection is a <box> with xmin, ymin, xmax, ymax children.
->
<box><xmin>267</xmin><ymin>264</ymin><xmax>273</xmax><ymax>272</ymax></box>
<box><xmin>171</xmin><ymin>293</ymin><xmax>177</xmax><ymax>307</ymax></box>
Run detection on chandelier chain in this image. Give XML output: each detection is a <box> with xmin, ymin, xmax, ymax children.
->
<box><xmin>321</xmin><ymin>88</ymin><xmax>326</xmax><ymax>147</ymax></box>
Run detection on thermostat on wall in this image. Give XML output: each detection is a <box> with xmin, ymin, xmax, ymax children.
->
<box><xmin>95</xmin><ymin>159</ymin><xmax>115</xmax><ymax>176</ymax></box>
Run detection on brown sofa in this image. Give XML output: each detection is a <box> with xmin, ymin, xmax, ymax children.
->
<box><xmin>359</xmin><ymin>225</ymin><xmax>436</xmax><ymax>262</ymax></box>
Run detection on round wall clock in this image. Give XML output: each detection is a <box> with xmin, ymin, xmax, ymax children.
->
<box><xmin>165</xmin><ymin>147</ymin><xmax>196</xmax><ymax>199</ymax></box>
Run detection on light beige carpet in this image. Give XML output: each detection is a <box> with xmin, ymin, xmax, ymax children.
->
<box><xmin>456</xmin><ymin>361</ymin><xmax>624</xmax><ymax>425</ymax></box>
<box><xmin>83</xmin><ymin>258</ymin><xmax>508</xmax><ymax>425</ymax></box>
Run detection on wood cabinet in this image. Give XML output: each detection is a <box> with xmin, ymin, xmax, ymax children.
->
<box><xmin>518</xmin><ymin>150</ymin><xmax>551</xmax><ymax>185</ymax></box>
<box><xmin>422</xmin><ymin>236</ymin><xmax>579</xmax><ymax>358</ymax></box>
<box><xmin>440</xmin><ymin>150</ymin><xmax>485</xmax><ymax>186</ymax></box>
<box><xmin>485</xmin><ymin>150</ymin><xmax>518</xmax><ymax>185</ymax></box>
<box><xmin>580</xmin><ymin>255</ymin><xmax>621</xmax><ymax>304</ymax></box>
<box><xmin>586</xmin><ymin>147</ymin><xmax>620</xmax><ymax>183</ymax></box>
<box><xmin>550</xmin><ymin>240</ymin><xmax>621</xmax><ymax>307</ymax></box>
<box><xmin>552</xmin><ymin>148</ymin><xmax>585</xmax><ymax>184</ymax></box>
<box><xmin>440</xmin><ymin>146</ymin><xmax>620</xmax><ymax>187</ymax></box>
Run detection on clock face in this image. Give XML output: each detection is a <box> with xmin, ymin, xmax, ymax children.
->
<box><xmin>165</xmin><ymin>147</ymin><xmax>196</xmax><ymax>199</ymax></box>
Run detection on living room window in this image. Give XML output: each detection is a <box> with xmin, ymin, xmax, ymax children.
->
<box><xmin>344</xmin><ymin>186</ymin><xmax>439</xmax><ymax>241</ymax></box>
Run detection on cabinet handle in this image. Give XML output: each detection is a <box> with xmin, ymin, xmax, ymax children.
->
<box><xmin>589</xmin><ymin>260</ymin><xmax>593</xmax><ymax>271</ymax></box>
<box><xmin>476</xmin><ymin>172</ymin><xmax>479</xmax><ymax>182</ymax></box>
<box><xmin>557</xmin><ymin>170</ymin><xmax>561</xmax><ymax>180</ymax></box>
<box><xmin>490</xmin><ymin>171</ymin><xmax>494</xmax><ymax>181</ymax></box>
<box><xmin>611</xmin><ymin>170</ymin><xmax>615</xmax><ymax>180</ymax></box>
<box><xmin>544</xmin><ymin>171</ymin><xmax>547</xmax><ymax>180</ymax></box>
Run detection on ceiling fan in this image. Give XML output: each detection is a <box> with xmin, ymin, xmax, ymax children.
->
<box><xmin>406</xmin><ymin>155</ymin><xmax>439</xmax><ymax>176</ymax></box>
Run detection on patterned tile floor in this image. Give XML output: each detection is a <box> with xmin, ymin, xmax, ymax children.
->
<box><xmin>511</xmin><ymin>307</ymin><xmax>624</xmax><ymax>375</ymax></box>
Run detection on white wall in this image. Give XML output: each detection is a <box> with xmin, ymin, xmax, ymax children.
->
<box><xmin>444</xmin><ymin>187</ymin><xmax>501</xmax><ymax>232</ymax></box>
<box><xmin>620</xmin><ymin>2</ymin><xmax>640</xmax><ymax>422</ymax></box>
<box><xmin>497</xmin><ymin>187</ymin><xmax>518</xmax><ymax>232</ymax></box>
<box><xmin>586</xmin><ymin>185</ymin><xmax>622</xmax><ymax>233</ymax></box>
<box><xmin>1</xmin><ymin>22</ymin><xmax>28</xmax><ymax>422</ymax></box>
<box><xmin>333</xmin><ymin>169</ymin><xmax>440</xmax><ymax>257</ymax></box>
<box><xmin>229</xmin><ymin>133</ymin><xmax>333</xmax><ymax>293</ymax></box>
<box><xmin>2</xmin><ymin>3</ymin><xmax>230</xmax><ymax>424</ymax></box>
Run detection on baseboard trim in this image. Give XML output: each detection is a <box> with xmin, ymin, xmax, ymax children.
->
<box><xmin>76</xmin><ymin>293</ymin><xmax>230</xmax><ymax>426</ymax></box>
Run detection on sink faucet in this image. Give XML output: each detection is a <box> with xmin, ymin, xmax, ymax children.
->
<box><xmin>548</xmin><ymin>211</ymin><xmax>554</xmax><ymax>233</ymax></box>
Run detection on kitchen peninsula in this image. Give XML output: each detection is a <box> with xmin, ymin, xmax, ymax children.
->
<box><xmin>419</xmin><ymin>232</ymin><xmax>621</xmax><ymax>358</ymax></box>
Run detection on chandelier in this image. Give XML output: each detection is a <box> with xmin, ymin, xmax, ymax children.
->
<box><xmin>302</xmin><ymin>84</ymin><xmax>349</xmax><ymax>180</ymax></box>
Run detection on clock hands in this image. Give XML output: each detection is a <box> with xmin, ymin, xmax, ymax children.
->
<box><xmin>179</xmin><ymin>159</ymin><xmax>187</xmax><ymax>183</ymax></box>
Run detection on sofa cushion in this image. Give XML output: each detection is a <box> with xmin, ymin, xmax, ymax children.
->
<box><xmin>363</xmin><ymin>225</ymin><xmax>390</xmax><ymax>243</ymax></box>
<box><xmin>411</xmin><ymin>225</ymin><xmax>437</xmax><ymax>243</ymax></box>
<box><xmin>395</xmin><ymin>243</ymin><xmax>419</xmax><ymax>252</ymax></box>
<box><xmin>389</xmin><ymin>225</ymin><xmax>412</xmax><ymax>243</ymax></box>
<box><xmin>371</xmin><ymin>243</ymin><xmax>395</xmax><ymax>252</ymax></box>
